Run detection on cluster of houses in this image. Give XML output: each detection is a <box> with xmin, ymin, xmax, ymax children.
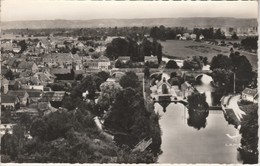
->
<box><xmin>0</xmin><ymin>35</ymin><xmax>162</xmax><ymax>137</ymax></box>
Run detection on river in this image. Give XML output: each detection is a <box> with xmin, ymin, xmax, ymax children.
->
<box><xmin>154</xmin><ymin>74</ymin><xmax>242</xmax><ymax>164</ymax></box>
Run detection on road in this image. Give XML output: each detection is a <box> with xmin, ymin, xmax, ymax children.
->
<box><xmin>228</xmin><ymin>95</ymin><xmax>246</xmax><ymax>121</ymax></box>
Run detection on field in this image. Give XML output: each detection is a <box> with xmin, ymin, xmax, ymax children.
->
<box><xmin>159</xmin><ymin>40</ymin><xmax>258</xmax><ymax>70</ymax></box>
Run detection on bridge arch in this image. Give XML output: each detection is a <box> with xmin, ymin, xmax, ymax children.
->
<box><xmin>195</xmin><ymin>73</ymin><xmax>212</xmax><ymax>81</ymax></box>
<box><xmin>111</xmin><ymin>71</ymin><xmax>125</xmax><ymax>77</ymax></box>
<box><xmin>149</xmin><ymin>72</ymin><xmax>163</xmax><ymax>78</ymax></box>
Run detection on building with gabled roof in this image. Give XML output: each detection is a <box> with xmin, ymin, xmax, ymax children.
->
<box><xmin>16</xmin><ymin>61</ymin><xmax>38</xmax><ymax>73</ymax></box>
<box><xmin>242</xmin><ymin>88</ymin><xmax>258</xmax><ymax>103</ymax></box>
<box><xmin>1</xmin><ymin>94</ymin><xmax>20</xmax><ymax>109</ymax></box>
<box><xmin>7</xmin><ymin>90</ymin><xmax>29</xmax><ymax>106</ymax></box>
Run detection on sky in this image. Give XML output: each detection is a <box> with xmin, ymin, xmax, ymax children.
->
<box><xmin>1</xmin><ymin>0</ymin><xmax>258</xmax><ymax>22</ymax></box>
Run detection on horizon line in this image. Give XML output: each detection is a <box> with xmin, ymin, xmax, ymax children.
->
<box><xmin>2</xmin><ymin>16</ymin><xmax>258</xmax><ymax>22</ymax></box>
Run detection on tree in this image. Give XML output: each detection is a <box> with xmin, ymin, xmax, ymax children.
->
<box><xmin>30</xmin><ymin>118</ymin><xmax>48</xmax><ymax>141</ymax></box>
<box><xmin>236</xmin><ymin>55</ymin><xmax>252</xmax><ymax>82</ymax></box>
<box><xmin>211</xmin><ymin>68</ymin><xmax>233</xmax><ymax>94</ymax></box>
<box><xmin>187</xmin><ymin>109</ymin><xmax>209</xmax><ymax>130</ymax></box>
<box><xmin>182</xmin><ymin>56</ymin><xmax>204</xmax><ymax>70</ymax></box>
<box><xmin>19</xmin><ymin>113</ymin><xmax>32</xmax><ymax>131</ymax></box>
<box><xmin>210</xmin><ymin>54</ymin><xmax>232</xmax><ymax>70</ymax></box>
<box><xmin>119</xmin><ymin>71</ymin><xmax>139</xmax><ymax>89</ymax></box>
<box><xmin>231</xmin><ymin>32</ymin><xmax>239</xmax><ymax>40</ymax></box>
<box><xmin>239</xmin><ymin>104</ymin><xmax>258</xmax><ymax>164</ymax></box>
<box><xmin>97</xmin><ymin>82</ymin><xmax>123</xmax><ymax>113</ymax></box>
<box><xmin>214</xmin><ymin>28</ymin><xmax>226</xmax><ymax>39</ymax></box>
<box><xmin>105</xmin><ymin>38</ymin><xmax>129</xmax><ymax>60</ymax></box>
<box><xmin>103</xmin><ymin>87</ymin><xmax>161</xmax><ymax>153</ymax></box>
<box><xmin>143</xmin><ymin>66</ymin><xmax>150</xmax><ymax>79</ymax></box>
<box><xmin>17</xmin><ymin>40</ymin><xmax>27</xmax><ymax>53</ymax></box>
<box><xmin>165</xmin><ymin>60</ymin><xmax>179</xmax><ymax>69</ymax></box>
<box><xmin>187</xmin><ymin>92</ymin><xmax>209</xmax><ymax>111</ymax></box>
<box><xmin>97</xmin><ymin>71</ymin><xmax>110</xmax><ymax>82</ymax></box>
<box><xmin>241</xmin><ymin>37</ymin><xmax>258</xmax><ymax>50</ymax></box>
<box><xmin>1</xmin><ymin>133</ymin><xmax>18</xmax><ymax>160</ymax></box>
<box><xmin>71</xmin><ymin>75</ymin><xmax>97</xmax><ymax>100</ymax></box>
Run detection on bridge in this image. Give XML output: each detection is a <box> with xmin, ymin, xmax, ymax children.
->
<box><xmin>149</xmin><ymin>69</ymin><xmax>212</xmax><ymax>81</ymax></box>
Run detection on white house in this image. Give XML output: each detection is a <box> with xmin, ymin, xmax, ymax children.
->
<box><xmin>241</xmin><ymin>88</ymin><xmax>258</xmax><ymax>103</ymax></box>
<box><xmin>190</xmin><ymin>34</ymin><xmax>197</xmax><ymax>40</ymax></box>
<box><xmin>156</xmin><ymin>77</ymin><xmax>172</xmax><ymax>95</ymax></box>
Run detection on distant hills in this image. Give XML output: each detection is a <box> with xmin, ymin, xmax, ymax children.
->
<box><xmin>1</xmin><ymin>17</ymin><xmax>257</xmax><ymax>29</ymax></box>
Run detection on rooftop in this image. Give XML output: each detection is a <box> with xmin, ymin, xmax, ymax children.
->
<box><xmin>242</xmin><ymin>88</ymin><xmax>258</xmax><ymax>97</ymax></box>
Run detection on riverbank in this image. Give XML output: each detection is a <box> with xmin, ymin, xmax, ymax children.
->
<box><xmin>221</xmin><ymin>95</ymin><xmax>246</xmax><ymax>123</ymax></box>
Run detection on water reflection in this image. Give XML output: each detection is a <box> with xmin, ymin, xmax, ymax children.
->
<box><xmin>187</xmin><ymin>109</ymin><xmax>209</xmax><ymax>130</ymax></box>
<box><xmin>156</xmin><ymin>103</ymin><xmax>241</xmax><ymax>164</ymax></box>
<box><xmin>153</xmin><ymin>73</ymin><xmax>242</xmax><ymax>163</ymax></box>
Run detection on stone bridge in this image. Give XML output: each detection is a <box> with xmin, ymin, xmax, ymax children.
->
<box><xmin>109</xmin><ymin>68</ymin><xmax>212</xmax><ymax>81</ymax></box>
<box><xmin>149</xmin><ymin>68</ymin><xmax>212</xmax><ymax>80</ymax></box>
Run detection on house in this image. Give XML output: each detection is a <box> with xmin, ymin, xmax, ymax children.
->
<box><xmin>157</xmin><ymin>77</ymin><xmax>172</xmax><ymax>94</ymax></box>
<box><xmin>33</xmin><ymin>71</ymin><xmax>55</xmax><ymax>85</ymax></box>
<box><xmin>35</xmin><ymin>41</ymin><xmax>47</xmax><ymax>53</ymax></box>
<box><xmin>50</xmin><ymin>68</ymin><xmax>72</xmax><ymax>80</ymax></box>
<box><xmin>117</xmin><ymin>56</ymin><xmax>131</xmax><ymax>63</ymax></box>
<box><xmin>42</xmin><ymin>53</ymin><xmax>82</xmax><ymax>68</ymax></box>
<box><xmin>8</xmin><ymin>80</ymin><xmax>20</xmax><ymax>90</ymax></box>
<box><xmin>0</xmin><ymin>124</ymin><xmax>16</xmax><ymax>137</ymax></box>
<box><xmin>16</xmin><ymin>61</ymin><xmax>38</xmax><ymax>73</ymax></box>
<box><xmin>41</xmin><ymin>91</ymin><xmax>66</xmax><ymax>108</ymax></box>
<box><xmin>199</xmin><ymin>34</ymin><xmax>205</xmax><ymax>40</ymax></box>
<box><xmin>183</xmin><ymin>33</ymin><xmax>191</xmax><ymax>39</ymax></box>
<box><xmin>144</xmin><ymin>56</ymin><xmax>158</xmax><ymax>63</ymax></box>
<box><xmin>24</xmin><ymin>89</ymin><xmax>43</xmax><ymax>103</ymax></box>
<box><xmin>13</xmin><ymin>46</ymin><xmax>21</xmax><ymax>53</ymax></box>
<box><xmin>241</xmin><ymin>88</ymin><xmax>258</xmax><ymax>103</ymax></box>
<box><xmin>190</xmin><ymin>34</ymin><xmax>197</xmax><ymax>40</ymax></box>
<box><xmin>98</xmin><ymin>55</ymin><xmax>111</xmax><ymax>70</ymax></box>
<box><xmin>7</xmin><ymin>90</ymin><xmax>30</xmax><ymax>106</ymax></box>
<box><xmin>84</xmin><ymin>60</ymin><xmax>99</xmax><ymax>69</ymax></box>
<box><xmin>1</xmin><ymin>94</ymin><xmax>20</xmax><ymax>110</ymax></box>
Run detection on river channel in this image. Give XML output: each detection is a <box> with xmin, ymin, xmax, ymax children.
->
<box><xmin>154</xmin><ymin>74</ymin><xmax>242</xmax><ymax>164</ymax></box>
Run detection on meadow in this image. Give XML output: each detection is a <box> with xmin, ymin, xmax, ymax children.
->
<box><xmin>160</xmin><ymin>40</ymin><xmax>258</xmax><ymax>70</ymax></box>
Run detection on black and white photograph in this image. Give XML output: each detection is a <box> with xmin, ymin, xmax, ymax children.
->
<box><xmin>0</xmin><ymin>0</ymin><xmax>258</xmax><ymax>164</ymax></box>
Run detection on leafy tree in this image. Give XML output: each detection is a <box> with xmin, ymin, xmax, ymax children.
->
<box><xmin>97</xmin><ymin>82</ymin><xmax>122</xmax><ymax>113</ymax></box>
<box><xmin>103</xmin><ymin>87</ymin><xmax>161</xmax><ymax>153</ymax></box>
<box><xmin>203</xmin><ymin>57</ymin><xmax>208</xmax><ymax>65</ymax></box>
<box><xmin>19</xmin><ymin>113</ymin><xmax>32</xmax><ymax>131</ymax></box>
<box><xmin>214</xmin><ymin>28</ymin><xmax>226</xmax><ymax>39</ymax></box>
<box><xmin>30</xmin><ymin>118</ymin><xmax>48</xmax><ymax>141</ymax></box>
<box><xmin>182</xmin><ymin>56</ymin><xmax>204</xmax><ymax>70</ymax></box>
<box><xmin>71</xmin><ymin>74</ymin><xmax>97</xmax><ymax>100</ymax></box>
<box><xmin>239</xmin><ymin>104</ymin><xmax>258</xmax><ymax>164</ymax></box>
<box><xmin>17</xmin><ymin>40</ymin><xmax>27</xmax><ymax>53</ymax></box>
<box><xmin>143</xmin><ymin>66</ymin><xmax>150</xmax><ymax>79</ymax></box>
<box><xmin>211</xmin><ymin>69</ymin><xmax>233</xmax><ymax>94</ymax></box>
<box><xmin>187</xmin><ymin>92</ymin><xmax>209</xmax><ymax>111</ymax></box>
<box><xmin>1</xmin><ymin>133</ymin><xmax>18</xmax><ymax>160</ymax></box>
<box><xmin>210</xmin><ymin>54</ymin><xmax>232</xmax><ymax>70</ymax></box>
<box><xmin>165</xmin><ymin>60</ymin><xmax>179</xmax><ymax>69</ymax></box>
<box><xmin>105</xmin><ymin>38</ymin><xmax>129</xmax><ymax>60</ymax></box>
<box><xmin>241</xmin><ymin>37</ymin><xmax>258</xmax><ymax>50</ymax></box>
<box><xmin>187</xmin><ymin>109</ymin><xmax>209</xmax><ymax>130</ymax></box>
<box><xmin>97</xmin><ymin>71</ymin><xmax>110</xmax><ymax>82</ymax></box>
<box><xmin>119</xmin><ymin>71</ymin><xmax>139</xmax><ymax>89</ymax></box>
<box><xmin>231</xmin><ymin>32</ymin><xmax>239</xmax><ymax>40</ymax></box>
<box><xmin>236</xmin><ymin>55</ymin><xmax>252</xmax><ymax>83</ymax></box>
